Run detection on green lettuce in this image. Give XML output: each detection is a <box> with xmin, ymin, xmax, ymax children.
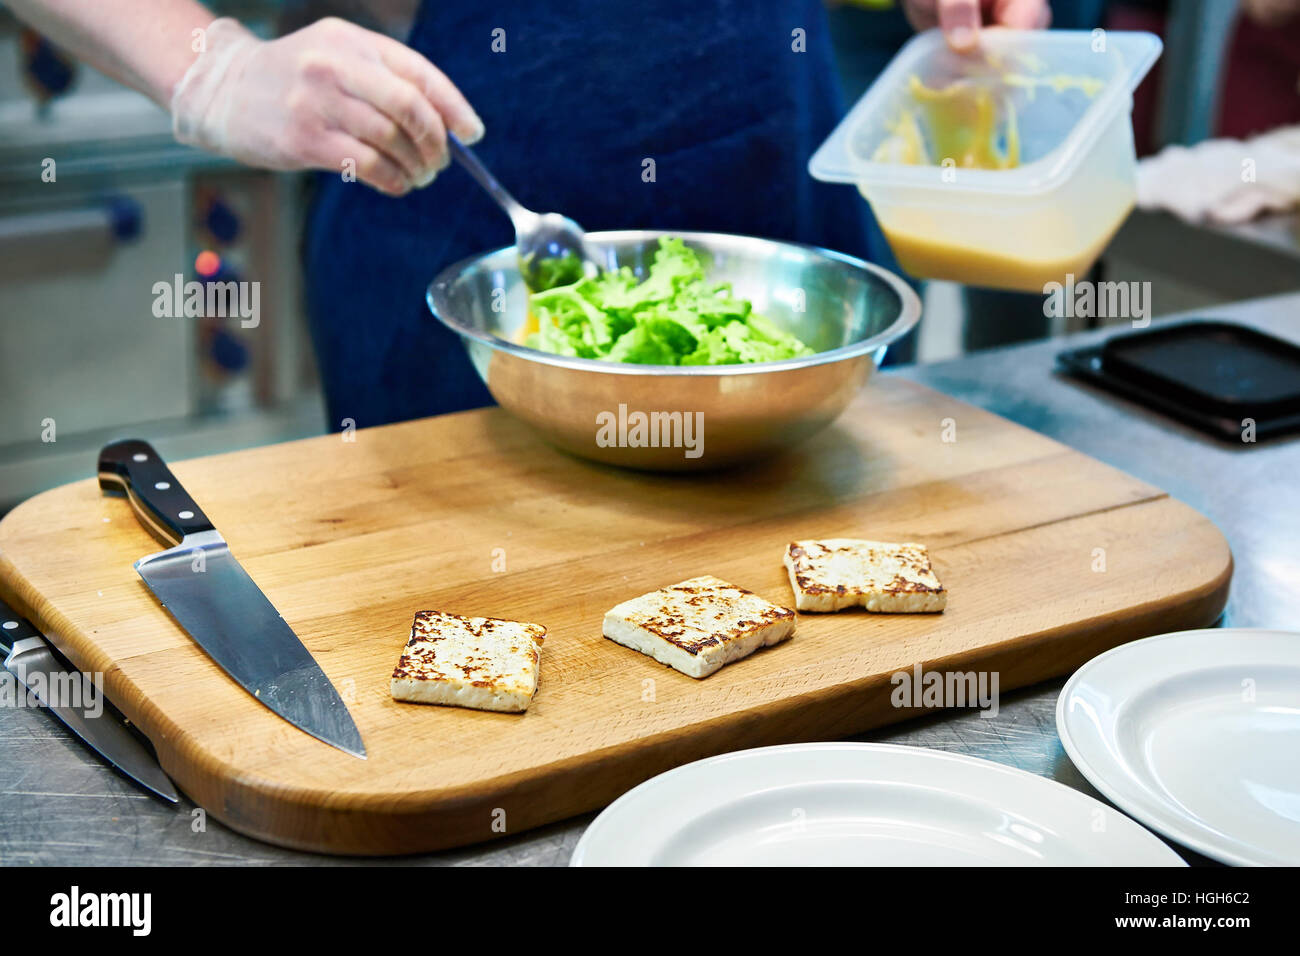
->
<box><xmin>524</xmin><ymin>237</ymin><xmax>814</xmax><ymax>365</ymax></box>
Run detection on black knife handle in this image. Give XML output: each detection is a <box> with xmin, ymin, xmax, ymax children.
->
<box><xmin>0</xmin><ymin>594</ymin><xmax>41</xmax><ymax>657</ymax></box>
<box><xmin>98</xmin><ymin>439</ymin><xmax>215</xmax><ymax>547</ymax></box>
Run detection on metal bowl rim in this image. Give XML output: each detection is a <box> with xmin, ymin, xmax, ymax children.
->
<box><xmin>426</xmin><ymin>229</ymin><xmax>922</xmax><ymax>377</ymax></box>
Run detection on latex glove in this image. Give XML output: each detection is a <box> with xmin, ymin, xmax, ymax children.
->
<box><xmin>172</xmin><ymin>17</ymin><xmax>483</xmax><ymax>196</ymax></box>
<box><xmin>903</xmin><ymin>0</ymin><xmax>1052</xmax><ymax>52</ymax></box>
<box><xmin>1137</xmin><ymin>126</ymin><xmax>1300</xmax><ymax>225</ymax></box>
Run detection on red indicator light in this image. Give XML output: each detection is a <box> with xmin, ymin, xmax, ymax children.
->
<box><xmin>195</xmin><ymin>250</ymin><xmax>221</xmax><ymax>277</ymax></box>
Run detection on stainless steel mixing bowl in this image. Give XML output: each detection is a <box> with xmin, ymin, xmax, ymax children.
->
<box><xmin>427</xmin><ymin>230</ymin><xmax>921</xmax><ymax>470</ymax></box>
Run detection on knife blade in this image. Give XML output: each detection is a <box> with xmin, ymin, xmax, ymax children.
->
<box><xmin>98</xmin><ymin>439</ymin><xmax>365</xmax><ymax>758</ymax></box>
<box><xmin>0</xmin><ymin>595</ymin><xmax>179</xmax><ymax>802</ymax></box>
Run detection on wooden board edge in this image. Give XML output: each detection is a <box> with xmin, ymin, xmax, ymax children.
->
<box><xmin>167</xmin><ymin>505</ymin><xmax>1233</xmax><ymax>856</ymax></box>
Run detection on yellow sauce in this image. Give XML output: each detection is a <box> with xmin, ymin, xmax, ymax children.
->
<box><xmin>508</xmin><ymin>308</ymin><xmax>541</xmax><ymax>345</ymax></box>
<box><xmin>874</xmin><ymin>75</ymin><xmax>1019</xmax><ymax>170</ymax></box>
<box><xmin>869</xmin><ymin>70</ymin><xmax>1126</xmax><ymax>290</ymax></box>
<box><xmin>873</xmin><ymin>72</ymin><xmax>1105</xmax><ymax>171</ymax></box>
<box><xmin>872</xmin><ymin>194</ymin><xmax>1134</xmax><ymax>292</ymax></box>
<box><xmin>1004</xmin><ymin>72</ymin><xmax>1105</xmax><ymax>99</ymax></box>
<box><xmin>916</xmin><ymin>75</ymin><xmax>1018</xmax><ymax>169</ymax></box>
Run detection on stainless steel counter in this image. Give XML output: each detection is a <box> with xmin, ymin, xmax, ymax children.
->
<box><xmin>3</xmin><ymin>293</ymin><xmax>1296</xmax><ymax>867</ymax></box>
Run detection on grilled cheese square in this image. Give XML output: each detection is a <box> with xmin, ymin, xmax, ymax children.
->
<box><xmin>603</xmin><ymin>575</ymin><xmax>795</xmax><ymax>679</ymax></box>
<box><xmin>784</xmin><ymin>539</ymin><xmax>947</xmax><ymax>613</ymax></box>
<box><xmin>390</xmin><ymin>611</ymin><xmax>545</xmax><ymax>713</ymax></box>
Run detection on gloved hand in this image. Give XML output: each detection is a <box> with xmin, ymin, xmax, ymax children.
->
<box><xmin>903</xmin><ymin>0</ymin><xmax>1052</xmax><ymax>52</ymax></box>
<box><xmin>172</xmin><ymin>17</ymin><xmax>483</xmax><ymax>196</ymax></box>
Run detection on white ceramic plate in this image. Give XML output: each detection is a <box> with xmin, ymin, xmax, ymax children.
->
<box><xmin>1058</xmin><ymin>628</ymin><xmax>1300</xmax><ymax>867</ymax></box>
<box><xmin>570</xmin><ymin>742</ymin><xmax>1183</xmax><ymax>866</ymax></box>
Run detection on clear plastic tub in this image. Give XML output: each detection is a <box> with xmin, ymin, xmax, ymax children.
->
<box><xmin>810</xmin><ymin>29</ymin><xmax>1162</xmax><ymax>292</ymax></box>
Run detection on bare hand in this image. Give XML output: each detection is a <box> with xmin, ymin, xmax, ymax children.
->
<box><xmin>903</xmin><ymin>0</ymin><xmax>1052</xmax><ymax>52</ymax></box>
<box><xmin>1239</xmin><ymin>0</ymin><xmax>1300</xmax><ymax>27</ymax></box>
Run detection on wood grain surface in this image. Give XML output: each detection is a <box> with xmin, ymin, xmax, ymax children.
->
<box><xmin>0</xmin><ymin>375</ymin><xmax>1232</xmax><ymax>854</ymax></box>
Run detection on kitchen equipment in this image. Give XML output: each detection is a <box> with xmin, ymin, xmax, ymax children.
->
<box><xmin>97</xmin><ymin>438</ymin><xmax>365</xmax><ymax>758</ymax></box>
<box><xmin>1058</xmin><ymin>628</ymin><xmax>1300</xmax><ymax>866</ymax></box>
<box><xmin>809</xmin><ymin>29</ymin><xmax>1162</xmax><ymax>291</ymax></box>
<box><xmin>1058</xmin><ymin>320</ymin><xmax>1300</xmax><ymax>442</ymax></box>
<box><xmin>571</xmin><ymin>742</ymin><xmax>1185</xmax><ymax>866</ymax></box>
<box><xmin>447</xmin><ymin>132</ymin><xmax>599</xmax><ymax>291</ymax></box>
<box><xmin>0</xmin><ymin>376</ymin><xmax>1230</xmax><ymax>853</ymax></box>
<box><xmin>0</xmin><ymin>10</ymin><xmax>317</xmax><ymax>512</ymax></box>
<box><xmin>428</xmin><ymin>230</ymin><xmax>922</xmax><ymax>470</ymax></box>
<box><xmin>0</xmin><ymin>594</ymin><xmax>178</xmax><ymax>802</ymax></box>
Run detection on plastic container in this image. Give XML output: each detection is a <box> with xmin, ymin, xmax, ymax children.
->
<box><xmin>810</xmin><ymin>29</ymin><xmax>1162</xmax><ymax>292</ymax></box>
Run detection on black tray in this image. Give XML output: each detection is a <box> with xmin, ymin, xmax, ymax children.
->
<box><xmin>1057</xmin><ymin>320</ymin><xmax>1300</xmax><ymax>443</ymax></box>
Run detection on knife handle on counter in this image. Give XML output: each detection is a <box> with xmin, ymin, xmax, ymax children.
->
<box><xmin>0</xmin><ymin>595</ymin><xmax>43</xmax><ymax>657</ymax></box>
<box><xmin>0</xmin><ymin>593</ymin><xmax>181</xmax><ymax>803</ymax></box>
<box><xmin>98</xmin><ymin>439</ymin><xmax>216</xmax><ymax>547</ymax></box>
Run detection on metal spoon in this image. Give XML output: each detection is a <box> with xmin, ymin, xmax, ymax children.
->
<box><xmin>446</xmin><ymin>133</ymin><xmax>600</xmax><ymax>291</ymax></box>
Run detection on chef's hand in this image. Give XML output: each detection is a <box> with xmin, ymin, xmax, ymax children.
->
<box><xmin>172</xmin><ymin>17</ymin><xmax>483</xmax><ymax>196</ymax></box>
<box><xmin>1240</xmin><ymin>0</ymin><xmax>1300</xmax><ymax>26</ymax></box>
<box><xmin>903</xmin><ymin>0</ymin><xmax>1052</xmax><ymax>52</ymax></box>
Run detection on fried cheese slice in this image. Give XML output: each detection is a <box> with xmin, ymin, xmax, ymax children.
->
<box><xmin>391</xmin><ymin>611</ymin><xmax>545</xmax><ymax>712</ymax></box>
<box><xmin>784</xmin><ymin>539</ymin><xmax>947</xmax><ymax>613</ymax></box>
<box><xmin>603</xmin><ymin>575</ymin><xmax>795</xmax><ymax>679</ymax></box>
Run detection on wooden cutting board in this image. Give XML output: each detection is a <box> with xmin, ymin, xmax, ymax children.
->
<box><xmin>0</xmin><ymin>375</ymin><xmax>1231</xmax><ymax>854</ymax></box>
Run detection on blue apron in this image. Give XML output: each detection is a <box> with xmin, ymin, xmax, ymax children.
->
<box><xmin>305</xmin><ymin>0</ymin><xmax>868</xmax><ymax>429</ymax></box>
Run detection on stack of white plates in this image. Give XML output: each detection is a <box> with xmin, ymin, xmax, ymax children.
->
<box><xmin>1057</xmin><ymin>628</ymin><xmax>1300</xmax><ymax>867</ymax></box>
<box><xmin>573</xmin><ymin>628</ymin><xmax>1299</xmax><ymax>866</ymax></box>
<box><xmin>572</xmin><ymin>742</ymin><xmax>1182</xmax><ymax>866</ymax></box>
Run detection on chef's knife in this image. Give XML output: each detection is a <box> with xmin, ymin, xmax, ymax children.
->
<box><xmin>98</xmin><ymin>439</ymin><xmax>365</xmax><ymax>758</ymax></box>
<box><xmin>0</xmin><ymin>595</ymin><xmax>179</xmax><ymax>802</ymax></box>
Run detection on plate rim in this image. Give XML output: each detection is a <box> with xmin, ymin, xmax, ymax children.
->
<box><xmin>1056</xmin><ymin>627</ymin><xmax>1300</xmax><ymax>867</ymax></box>
<box><xmin>570</xmin><ymin>740</ymin><xmax>1184</xmax><ymax>866</ymax></box>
